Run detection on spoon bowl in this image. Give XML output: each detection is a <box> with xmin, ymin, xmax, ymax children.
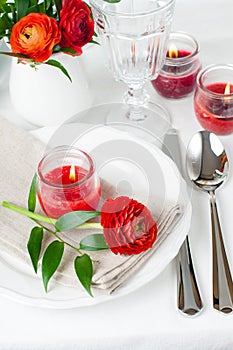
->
<box><xmin>186</xmin><ymin>131</ymin><xmax>229</xmax><ymax>192</ymax></box>
<box><xmin>186</xmin><ymin>130</ymin><xmax>233</xmax><ymax>313</ymax></box>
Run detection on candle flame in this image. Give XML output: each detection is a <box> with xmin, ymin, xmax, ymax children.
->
<box><xmin>224</xmin><ymin>83</ymin><xmax>231</xmax><ymax>95</ymax></box>
<box><xmin>168</xmin><ymin>43</ymin><xmax>178</xmax><ymax>58</ymax></box>
<box><xmin>224</xmin><ymin>83</ymin><xmax>231</xmax><ymax>103</ymax></box>
<box><xmin>69</xmin><ymin>165</ymin><xmax>76</xmax><ymax>183</ymax></box>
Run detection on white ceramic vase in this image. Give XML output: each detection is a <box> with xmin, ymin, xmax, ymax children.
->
<box><xmin>9</xmin><ymin>51</ymin><xmax>94</xmax><ymax>127</ymax></box>
<box><xmin>0</xmin><ymin>39</ymin><xmax>11</xmax><ymax>88</ymax></box>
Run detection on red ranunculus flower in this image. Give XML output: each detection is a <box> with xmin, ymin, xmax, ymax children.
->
<box><xmin>10</xmin><ymin>13</ymin><xmax>61</xmax><ymax>62</ymax></box>
<box><xmin>101</xmin><ymin>196</ymin><xmax>157</xmax><ymax>255</ymax></box>
<box><xmin>59</xmin><ymin>0</ymin><xmax>94</xmax><ymax>55</ymax></box>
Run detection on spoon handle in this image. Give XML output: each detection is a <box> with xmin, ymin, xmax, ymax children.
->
<box><xmin>177</xmin><ymin>236</ymin><xmax>203</xmax><ymax>316</ymax></box>
<box><xmin>209</xmin><ymin>190</ymin><xmax>233</xmax><ymax>313</ymax></box>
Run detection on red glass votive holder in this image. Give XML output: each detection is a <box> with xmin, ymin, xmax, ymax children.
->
<box><xmin>37</xmin><ymin>146</ymin><xmax>101</xmax><ymax>219</ymax></box>
<box><xmin>194</xmin><ymin>64</ymin><xmax>233</xmax><ymax>135</ymax></box>
<box><xmin>151</xmin><ymin>32</ymin><xmax>201</xmax><ymax>99</ymax></box>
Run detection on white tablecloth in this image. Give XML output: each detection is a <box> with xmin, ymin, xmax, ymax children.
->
<box><xmin>1</xmin><ymin>0</ymin><xmax>233</xmax><ymax>349</ymax></box>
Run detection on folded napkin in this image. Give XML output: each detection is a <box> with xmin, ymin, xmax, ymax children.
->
<box><xmin>0</xmin><ymin>118</ymin><xmax>182</xmax><ymax>295</ymax></box>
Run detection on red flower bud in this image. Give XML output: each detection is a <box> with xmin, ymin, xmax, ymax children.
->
<box><xmin>101</xmin><ymin>196</ymin><xmax>157</xmax><ymax>255</ymax></box>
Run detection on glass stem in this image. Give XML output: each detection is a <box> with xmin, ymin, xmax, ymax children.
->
<box><xmin>124</xmin><ymin>84</ymin><xmax>150</xmax><ymax>121</ymax></box>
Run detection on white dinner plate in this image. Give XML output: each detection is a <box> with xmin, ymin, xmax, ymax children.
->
<box><xmin>0</xmin><ymin>125</ymin><xmax>192</xmax><ymax>309</ymax></box>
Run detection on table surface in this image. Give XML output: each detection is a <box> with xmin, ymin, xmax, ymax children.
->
<box><xmin>1</xmin><ymin>0</ymin><xmax>233</xmax><ymax>349</ymax></box>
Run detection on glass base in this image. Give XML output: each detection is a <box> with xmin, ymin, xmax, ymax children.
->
<box><xmin>45</xmin><ymin>102</ymin><xmax>171</xmax><ymax>151</ymax></box>
<box><xmin>78</xmin><ymin>102</ymin><xmax>169</xmax><ymax>145</ymax></box>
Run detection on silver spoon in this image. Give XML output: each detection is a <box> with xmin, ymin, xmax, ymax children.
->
<box><xmin>186</xmin><ymin>130</ymin><xmax>233</xmax><ymax>313</ymax></box>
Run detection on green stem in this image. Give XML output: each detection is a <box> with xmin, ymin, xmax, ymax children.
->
<box><xmin>2</xmin><ymin>201</ymin><xmax>102</xmax><ymax>230</ymax></box>
<box><xmin>32</xmin><ymin>218</ymin><xmax>56</xmax><ymax>234</ymax></box>
<box><xmin>31</xmin><ymin>217</ymin><xmax>83</xmax><ymax>254</ymax></box>
<box><xmin>54</xmin><ymin>231</ymin><xmax>82</xmax><ymax>253</ymax></box>
<box><xmin>2</xmin><ymin>202</ymin><xmax>99</xmax><ymax>256</ymax></box>
<box><xmin>29</xmin><ymin>216</ymin><xmax>84</xmax><ymax>255</ymax></box>
<box><xmin>2</xmin><ymin>201</ymin><xmax>56</xmax><ymax>223</ymax></box>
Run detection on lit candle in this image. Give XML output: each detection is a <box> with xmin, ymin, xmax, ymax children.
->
<box><xmin>69</xmin><ymin>164</ymin><xmax>76</xmax><ymax>183</ymax></box>
<box><xmin>151</xmin><ymin>32</ymin><xmax>201</xmax><ymax>99</ymax></box>
<box><xmin>37</xmin><ymin>146</ymin><xmax>101</xmax><ymax>218</ymax></box>
<box><xmin>194</xmin><ymin>64</ymin><xmax>233</xmax><ymax>135</ymax></box>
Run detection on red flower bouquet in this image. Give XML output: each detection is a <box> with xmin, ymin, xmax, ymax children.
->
<box><xmin>0</xmin><ymin>0</ymin><xmax>96</xmax><ymax>79</ymax></box>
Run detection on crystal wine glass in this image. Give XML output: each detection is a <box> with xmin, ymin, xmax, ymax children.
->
<box><xmin>89</xmin><ymin>0</ymin><xmax>176</xmax><ymax>137</ymax></box>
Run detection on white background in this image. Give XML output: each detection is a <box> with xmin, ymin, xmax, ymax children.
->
<box><xmin>0</xmin><ymin>0</ymin><xmax>233</xmax><ymax>349</ymax></box>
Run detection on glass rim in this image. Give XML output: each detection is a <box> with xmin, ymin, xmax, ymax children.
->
<box><xmin>197</xmin><ymin>64</ymin><xmax>233</xmax><ymax>99</ymax></box>
<box><xmin>37</xmin><ymin>145</ymin><xmax>95</xmax><ymax>189</ymax></box>
<box><xmin>165</xmin><ymin>31</ymin><xmax>200</xmax><ymax>65</ymax></box>
<box><xmin>89</xmin><ymin>0</ymin><xmax>175</xmax><ymax>17</ymax></box>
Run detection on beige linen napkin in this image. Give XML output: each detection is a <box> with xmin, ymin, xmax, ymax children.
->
<box><xmin>0</xmin><ymin>118</ymin><xmax>182</xmax><ymax>295</ymax></box>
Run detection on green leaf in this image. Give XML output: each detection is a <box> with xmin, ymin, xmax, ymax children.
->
<box><xmin>54</xmin><ymin>0</ymin><xmax>62</xmax><ymax>13</ymax></box>
<box><xmin>0</xmin><ymin>12</ymin><xmax>13</xmax><ymax>33</ymax></box>
<box><xmin>15</xmin><ymin>0</ymin><xmax>30</xmax><ymax>21</ymax></box>
<box><xmin>74</xmin><ymin>254</ymin><xmax>93</xmax><ymax>296</ymax></box>
<box><xmin>28</xmin><ymin>173</ymin><xmax>37</xmax><ymax>212</ymax></box>
<box><xmin>45</xmin><ymin>59</ymin><xmax>72</xmax><ymax>82</ymax></box>
<box><xmin>42</xmin><ymin>240</ymin><xmax>64</xmax><ymax>292</ymax></box>
<box><xmin>0</xmin><ymin>52</ymin><xmax>29</xmax><ymax>59</ymax></box>
<box><xmin>54</xmin><ymin>46</ymin><xmax>79</xmax><ymax>55</ymax></box>
<box><xmin>45</xmin><ymin>2</ymin><xmax>54</xmax><ymax>17</ymax></box>
<box><xmin>45</xmin><ymin>0</ymin><xmax>52</xmax><ymax>10</ymax></box>
<box><xmin>27</xmin><ymin>2</ymin><xmax>47</xmax><ymax>14</ymax></box>
<box><xmin>27</xmin><ymin>226</ymin><xmax>43</xmax><ymax>273</ymax></box>
<box><xmin>0</xmin><ymin>3</ymin><xmax>14</xmax><ymax>14</ymax></box>
<box><xmin>55</xmin><ymin>211</ymin><xmax>100</xmax><ymax>232</ymax></box>
<box><xmin>0</xmin><ymin>0</ymin><xmax>7</xmax><ymax>10</ymax></box>
<box><xmin>90</xmin><ymin>40</ymin><xmax>100</xmax><ymax>46</ymax></box>
<box><xmin>103</xmin><ymin>0</ymin><xmax>121</xmax><ymax>3</ymax></box>
<box><xmin>0</xmin><ymin>0</ymin><xmax>8</xmax><ymax>11</ymax></box>
<box><xmin>29</xmin><ymin>0</ymin><xmax>38</xmax><ymax>6</ymax></box>
<box><xmin>80</xmin><ymin>234</ymin><xmax>109</xmax><ymax>251</ymax></box>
